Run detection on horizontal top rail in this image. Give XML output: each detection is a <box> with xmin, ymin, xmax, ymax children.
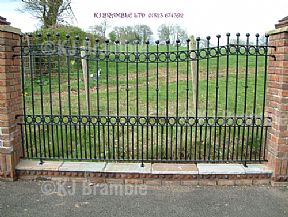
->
<box><xmin>16</xmin><ymin>44</ymin><xmax>275</xmax><ymax>62</ymax></box>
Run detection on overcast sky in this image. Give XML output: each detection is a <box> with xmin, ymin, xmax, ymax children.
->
<box><xmin>1</xmin><ymin>0</ymin><xmax>287</xmax><ymax>40</ymax></box>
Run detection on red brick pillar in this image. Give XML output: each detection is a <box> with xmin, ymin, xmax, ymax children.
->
<box><xmin>0</xmin><ymin>22</ymin><xmax>22</xmax><ymax>180</ymax></box>
<box><xmin>267</xmin><ymin>17</ymin><xmax>288</xmax><ymax>184</ymax></box>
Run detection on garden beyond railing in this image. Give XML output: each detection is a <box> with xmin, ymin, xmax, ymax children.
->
<box><xmin>17</xmin><ymin>33</ymin><xmax>274</xmax><ymax>165</ymax></box>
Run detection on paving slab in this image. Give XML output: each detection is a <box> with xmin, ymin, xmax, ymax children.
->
<box><xmin>104</xmin><ymin>163</ymin><xmax>151</xmax><ymax>173</ymax></box>
<box><xmin>152</xmin><ymin>163</ymin><xmax>198</xmax><ymax>174</ymax></box>
<box><xmin>242</xmin><ymin>164</ymin><xmax>273</xmax><ymax>174</ymax></box>
<box><xmin>15</xmin><ymin>159</ymin><xmax>63</xmax><ymax>171</ymax></box>
<box><xmin>59</xmin><ymin>162</ymin><xmax>106</xmax><ymax>172</ymax></box>
<box><xmin>197</xmin><ymin>163</ymin><xmax>246</xmax><ymax>174</ymax></box>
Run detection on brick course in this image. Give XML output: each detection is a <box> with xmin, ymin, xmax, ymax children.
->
<box><xmin>15</xmin><ymin>169</ymin><xmax>272</xmax><ymax>186</ymax></box>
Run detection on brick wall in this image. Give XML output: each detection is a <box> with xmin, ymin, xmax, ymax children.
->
<box><xmin>0</xmin><ymin>25</ymin><xmax>22</xmax><ymax>180</ymax></box>
<box><xmin>267</xmin><ymin>18</ymin><xmax>288</xmax><ymax>182</ymax></box>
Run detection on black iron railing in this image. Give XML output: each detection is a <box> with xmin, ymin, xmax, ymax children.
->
<box><xmin>17</xmin><ymin>33</ymin><xmax>274</xmax><ymax>165</ymax></box>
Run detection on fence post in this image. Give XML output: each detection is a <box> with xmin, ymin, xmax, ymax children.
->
<box><xmin>0</xmin><ymin>18</ymin><xmax>22</xmax><ymax>180</ymax></box>
<box><xmin>190</xmin><ymin>36</ymin><xmax>197</xmax><ymax>112</ymax></box>
<box><xmin>81</xmin><ymin>47</ymin><xmax>89</xmax><ymax>114</ymax></box>
<box><xmin>267</xmin><ymin>16</ymin><xmax>288</xmax><ymax>184</ymax></box>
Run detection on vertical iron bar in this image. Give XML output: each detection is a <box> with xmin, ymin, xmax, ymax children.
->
<box><xmin>122</xmin><ymin>125</ymin><xmax>125</xmax><ymax>159</ymax></box>
<box><xmin>74</xmin><ymin>120</ymin><xmax>78</xmax><ymax>159</ymax></box>
<box><xmin>151</xmin><ymin>125</ymin><xmax>154</xmax><ymax>160</ymax></box>
<box><xmin>242</xmin><ymin>33</ymin><xmax>250</xmax><ymax>162</ymax></box>
<box><xmin>251</xmin><ymin>33</ymin><xmax>260</xmax><ymax>160</ymax></box>
<box><xmin>218</xmin><ymin>126</ymin><xmax>222</xmax><ymax>160</ymax></box>
<box><xmin>146</xmin><ymin>125</ymin><xmax>149</xmax><ymax>161</ymax></box>
<box><xmin>75</xmin><ymin>35</ymin><xmax>81</xmax><ymax>159</ymax></box>
<box><xmin>66</xmin><ymin>34</ymin><xmax>73</xmax><ymax>159</ymax></box>
<box><xmin>131</xmin><ymin>125</ymin><xmax>134</xmax><ymax>160</ymax></box>
<box><xmin>37</xmin><ymin>124</ymin><xmax>41</xmax><ymax>159</ymax></box>
<box><xmin>46</xmin><ymin>33</ymin><xmax>55</xmax><ymax>158</ymax></box>
<box><xmin>95</xmin><ymin>39</ymin><xmax>101</xmax><ymax>159</ymax></box>
<box><xmin>185</xmin><ymin>39</ymin><xmax>190</xmax><ymax>160</ymax></box>
<box><xmin>145</xmin><ymin>40</ymin><xmax>150</xmax><ymax>165</ymax></box>
<box><xmin>236</xmin><ymin>126</ymin><xmax>241</xmax><ymax>160</ymax></box>
<box><xmin>223</xmin><ymin>33</ymin><xmax>230</xmax><ymax>160</ymax></box>
<box><xmin>214</xmin><ymin>35</ymin><xmax>221</xmax><ymax>160</ymax></box>
<box><xmin>161</xmin><ymin>125</ymin><xmax>164</xmax><ymax>160</ymax></box>
<box><xmin>180</xmin><ymin>125</ymin><xmax>184</xmax><ymax>160</ymax></box>
<box><xmin>195</xmin><ymin>37</ymin><xmax>200</xmax><ymax>161</ymax></box>
<box><xmin>115</xmin><ymin>40</ymin><xmax>120</xmax><ymax>159</ymax></box>
<box><xmin>135</xmin><ymin>41</ymin><xmax>139</xmax><ymax>160</ymax></box>
<box><xmin>232</xmin><ymin>33</ymin><xmax>240</xmax><ymax>160</ymax></box>
<box><xmin>65</xmin><ymin>122</ymin><xmax>68</xmax><ymax>158</ymax></box>
<box><xmin>199</xmin><ymin>125</ymin><xmax>203</xmax><ymax>160</ymax></box>
<box><xmin>141</xmin><ymin>125</ymin><xmax>144</xmax><ymax>166</ymax></box>
<box><xmin>255</xmin><ymin>125</ymin><xmax>259</xmax><ymax>161</ymax></box>
<box><xmin>112</xmin><ymin>125</ymin><xmax>115</xmax><ymax>160</ymax></box>
<box><xmin>93</xmin><ymin>123</ymin><xmax>96</xmax><ymax>159</ymax></box>
<box><xmin>245</xmin><ymin>126</ymin><xmax>250</xmax><ymax>166</ymax></box>
<box><xmin>227</xmin><ymin>126</ymin><xmax>231</xmax><ymax>160</ymax></box>
<box><xmin>263</xmin><ymin>126</ymin><xmax>268</xmax><ymax>160</ymax></box>
<box><xmin>37</xmin><ymin>33</ymin><xmax>47</xmax><ymax>158</ymax></box>
<box><xmin>125</xmin><ymin>40</ymin><xmax>130</xmax><ymax>159</ymax></box>
<box><xmin>28</xmin><ymin>34</ymin><xmax>36</xmax><ymax>158</ymax></box>
<box><xmin>165</xmin><ymin>40</ymin><xmax>170</xmax><ymax>160</ymax></box>
<box><xmin>176</xmin><ymin>39</ymin><xmax>180</xmax><ymax>160</ymax></box>
<box><xmin>135</xmin><ymin>40</ymin><xmax>139</xmax><ymax>160</ymax></box>
<box><xmin>189</xmin><ymin>124</ymin><xmax>193</xmax><ymax>160</ymax></box>
<box><xmin>105</xmin><ymin>40</ymin><xmax>110</xmax><ymax>159</ymax></box>
<box><xmin>102</xmin><ymin>124</ymin><xmax>106</xmax><ymax>159</ymax></box>
<box><xmin>155</xmin><ymin>40</ymin><xmax>160</xmax><ymax>159</ymax></box>
<box><xmin>206</xmin><ymin>36</ymin><xmax>211</xmax><ymax>161</ymax></box>
<box><xmin>170</xmin><ymin>125</ymin><xmax>173</xmax><ymax>160</ymax></box>
<box><xmin>20</xmin><ymin>34</ymin><xmax>29</xmax><ymax>158</ymax></box>
<box><xmin>85</xmin><ymin>38</ymin><xmax>92</xmax><ymax>159</ymax></box>
<box><xmin>83</xmin><ymin>122</ymin><xmax>87</xmax><ymax>159</ymax></box>
<box><xmin>56</xmin><ymin>33</ymin><xmax>64</xmax><ymax>159</ymax></box>
<box><xmin>259</xmin><ymin>34</ymin><xmax>269</xmax><ymax>161</ymax></box>
<box><xmin>208</xmin><ymin>125</ymin><xmax>212</xmax><ymax>161</ymax></box>
<box><xmin>19</xmin><ymin>124</ymin><xmax>24</xmax><ymax>157</ymax></box>
<box><xmin>28</xmin><ymin>124</ymin><xmax>33</xmax><ymax>157</ymax></box>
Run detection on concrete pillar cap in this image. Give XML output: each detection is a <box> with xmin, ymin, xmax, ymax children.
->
<box><xmin>275</xmin><ymin>16</ymin><xmax>288</xmax><ymax>29</ymax></box>
<box><xmin>0</xmin><ymin>25</ymin><xmax>21</xmax><ymax>35</ymax></box>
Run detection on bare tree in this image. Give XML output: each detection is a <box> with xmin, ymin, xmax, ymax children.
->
<box><xmin>158</xmin><ymin>24</ymin><xmax>175</xmax><ymax>42</ymax></box>
<box><xmin>108</xmin><ymin>25</ymin><xmax>153</xmax><ymax>44</ymax></box>
<box><xmin>230</xmin><ymin>38</ymin><xmax>246</xmax><ymax>45</ymax></box>
<box><xmin>19</xmin><ymin>0</ymin><xmax>75</xmax><ymax>28</ymax></box>
<box><xmin>258</xmin><ymin>35</ymin><xmax>267</xmax><ymax>45</ymax></box>
<box><xmin>134</xmin><ymin>25</ymin><xmax>153</xmax><ymax>44</ymax></box>
<box><xmin>112</xmin><ymin>27</ymin><xmax>122</xmax><ymax>41</ymax></box>
<box><xmin>111</xmin><ymin>26</ymin><xmax>136</xmax><ymax>44</ymax></box>
<box><xmin>173</xmin><ymin>25</ymin><xmax>188</xmax><ymax>44</ymax></box>
<box><xmin>89</xmin><ymin>19</ymin><xmax>110</xmax><ymax>39</ymax></box>
<box><xmin>158</xmin><ymin>24</ymin><xmax>187</xmax><ymax>43</ymax></box>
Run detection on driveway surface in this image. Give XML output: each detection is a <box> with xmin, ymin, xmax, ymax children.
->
<box><xmin>0</xmin><ymin>180</ymin><xmax>287</xmax><ymax>217</ymax></box>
